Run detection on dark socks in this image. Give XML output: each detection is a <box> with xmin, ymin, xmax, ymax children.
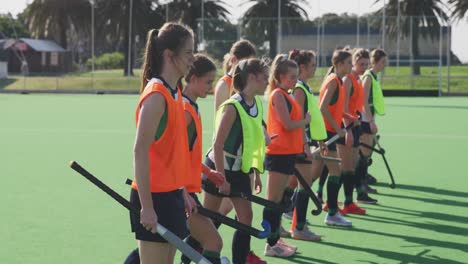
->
<box><xmin>282</xmin><ymin>187</ymin><xmax>295</xmax><ymax>212</ymax></box>
<box><xmin>123</xmin><ymin>248</ymin><xmax>139</xmax><ymax>264</ymax></box>
<box><xmin>203</xmin><ymin>250</ymin><xmax>221</xmax><ymax>264</ymax></box>
<box><xmin>356</xmin><ymin>154</ymin><xmax>369</xmax><ymax>194</ymax></box>
<box><xmin>263</xmin><ymin>207</ymin><xmax>282</xmax><ymax>246</ymax></box>
<box><xmin>317</xmin><ymin>167</ymin><xmax>329</xmax><ymax>194</ymax></box>
<box><xmin>294</xmin><ymin>189</ymin><xmax>310</xmax><ymax>230</ymax></box>
<box><xmin>343</xmin><ymin>171</ymin><xmax>355</xmax><ymax>205</ymax></box>
<box><xmin>326</xmin><ymin>175</ymin><xmax>342</xmax><ymax>215</ymax></box>
<box><xmin>232</xmin><ymin>230</ymin><xmax>251</xmax><ymax>264</ymax></box>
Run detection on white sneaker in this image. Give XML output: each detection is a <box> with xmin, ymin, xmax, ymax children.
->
<box><xmin>277</xmin><ymin>238</ymin><xmax>297</xmax><ymax>251</ymax></box>
<box><xmin>220</xmin><ymin>256</ymin><xmax>230</xmax><ymax>264</ymax></box>
<box><xmin>264</xmin><ymin>242</ymin><xmax>296</xmax><ymax>257</ymax></box>
<box><xmin>291</xmin><ymin>226</ymin><xmax>321</xmax><ymax>241</ymax></box>
<box><xmin>324</xmin><ymin>212</ymin><xmax>352</xmax><ymax>227</ymax></box>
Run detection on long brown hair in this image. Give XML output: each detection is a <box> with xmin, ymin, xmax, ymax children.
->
<box><xmin>266</xmin><ymin>54</ymin><xmax>298</xmax><ymax>96</ymax></box>
<box><xmin>184</xmin><ymin>54</ymin><xmax>216</xmax><ymax>83</ymax></box>
<box><xmin>140</xmin><ymin>22</ymin><xmax>194</xmax><ymax>93</ymax></box>
<box><xmin>353</xmin><ymin>48</ymin><xmax>370</xmax><ymax>63</ymax></box>
<box><xmin>233</xmin><ymin>58</ymin><xmax>269</xmax><ymax>92</ymax></box>
<box><xmin>288</xmin><ymin>49</ymin><xmax>315</xmax><ymax>75</ymax></box>
<box><xmin>326</xmin><ymin>49</ymin><xmax>352</xmax><ymax>76</ymax></box>
<box><xmin>370</xmin><ymin>49</ymin><xmax>387</xmax><ymax>65</ymax></box>
<box><xmin>222</xmin><ymin>39</ymin><xmax>256</xmax><ymax>74</ymax></box>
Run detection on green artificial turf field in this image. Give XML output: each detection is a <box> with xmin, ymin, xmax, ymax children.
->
<box><xmin>1</xmin><ymin>94</ymin><xmax>467</xmax><ymax>264</ymax></box>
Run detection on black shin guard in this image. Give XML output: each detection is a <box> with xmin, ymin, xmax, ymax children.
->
<box><xmin>317</xmin><ymin>166</ymin><xmax>329</xmax><ymax>194</ymax></box>
<box><xmin>342</xmin><ymin>171</ymin><xmax>354</xmax><ymax>205</ymax></box>
<box><xmin>232</xmin><ymin>230</ymin><xmax>251</xmax><ymax>264</ymax></box>
<box><xmin>326</xmin><ymin>175</ymin><xmax>342</xmax><ymax>214</ymax></box>
<box><xmin>263</xmin><ymin>207</ymin><xmax>281</xmax><ymax>246</ymax></box>
<box><xmin>123</xmin><ymin>248</ymin><xmax>139</xmax><ymax>264</ymax></box>
<box><xmin>295</xmin><ymin>189</ymin><xmax>310</xmax><ymax>230</ymax></box>
<box><xmin>203</xmin><ymin>250</ymin><xmax>222</xmax><ymax>264</ymax></box>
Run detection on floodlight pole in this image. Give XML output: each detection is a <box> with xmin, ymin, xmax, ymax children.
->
<box><xmin>277</xmin><ymin>0</ymin><xmax>281</xmax><ymax>54</ymax></box>
<box><xmin>127</xmin><ymin>0</ymin><xmax>133</xmax><ymax>77</ymax></box>
<box><xmin>90</xmin><ymin>0</ymin><xmax>95</xmax><ymax>89</ymax></box>
<box><xmin>201</xmin><ymin>0</ymin><xmax>204</xmax><ymax>49</ymax></box>
<box><xmin>357</xmin><ymin>0</ymin><xmax>360</xmax><ymax>47</ymax></box>
<box><xmin>396</xmin><ymin>0</ymin><xmax>400</xmax><ymax>75</ymax></box>
<box><xmin>382</xmin><ymin>0</ymin><xmax>386</xmax><ymax>50</ymax></box>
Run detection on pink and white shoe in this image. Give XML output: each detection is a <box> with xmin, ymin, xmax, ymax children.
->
<box><xmin>264</xmin><ymin>242</ymin><xmax>296</xmax><ymax>257</ymax></box>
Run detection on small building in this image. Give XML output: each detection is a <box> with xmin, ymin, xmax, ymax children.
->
<box><xmin>280</xmin><ymin>26</ymin><xmax>450</xmax><ymax>66</ymax></box>
<box><xmin>1</xmin><ymin>38</ymin><xmax>72</xmax><ymax>73</ymax></box>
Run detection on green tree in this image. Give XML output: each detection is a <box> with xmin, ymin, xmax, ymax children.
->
<box><xmin>242</xmin><ymin>0</ymin><xmax>308</xmax><ymax>58</ymax></box>
<box><xmin>375</xmin><ymin>0</ymin><xmax>448</xmax><ymax>75</ymax></box>
<box><xmin>23</xmin><ymin>0</ymin><xmax>91</xmax><ymax>49</ymax></box>
<box><xmin>449</xmin><ymin>0</ymin><xmax>468</xmax><ymax>20</ymax></box>
<box><xmin>166</xmin><ymin>0</ymin><xmax>230</xmax><ymax>49</ymax></box>
<box><xmin>97</xmin><ymin>0</ymin><xmax>164</xmax><ymax>76</ymax></box>
<box><xmin>0</xmin><ymin>14</ymin><xmax>30</xmax><ymax>38</ymax></box>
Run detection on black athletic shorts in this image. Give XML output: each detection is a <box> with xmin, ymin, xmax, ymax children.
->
<box><xmin>189</xmin><ymin>192</ymin><xmax>202</xmax><ymax>206</ymax></box>
<box><xmin>202</xmin><ymin>157</ymin><xmax>252</xmax><ymax>197</ymax></box>
<box><xmin>129</xmin><ymin>188</ymin><xmax>189</xmax><ymax>242</ymax></box>
<box><xmin>336</xmin><ymin>125</ymin><xmax>361</xmax><ymax>148</ymax></box>
<box><xmin>361</xmin><ymin>121</ymin><xmax>372</xmax><ymax>135</ymax></box>
<box><xmin>326</xmin><ymin>131</ymin><xmax>339</xmax><ymax>151</ymax></box>
<box><xmin>264</xmin><ymin>154</ymin><xmax>297</xmax><ymax>175</ymax></box>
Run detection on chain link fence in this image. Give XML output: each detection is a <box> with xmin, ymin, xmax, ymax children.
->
<box><xmin>200</xmin><ymin>16</ymin><xmax>465</xmax><ymax>95</ymax></box>
<box><xmin>1</xmin><ymin>16</ymin><xmax>466</xmax><ymax>95</ymax></box>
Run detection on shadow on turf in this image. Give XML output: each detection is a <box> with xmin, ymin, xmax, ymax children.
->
<box><xmin>367</xmin><ymin>204</ymin><xmax>468</xmax><ymax>225</ymax></box>
<box><xmin>387</xmin><ymin>104</ymin><xmax>468</xmax><ymax>110</ymax></box>
<box><xmin>285</xmin><ymin>253</ymin><xmax>338</xmax><ymax>264</ymax></box>
<box><xmin>318</xmin><ymin>223</ymin><xmax>468</xmax><ymax>253</ymax></box>
<box><xmin>373</xmin><ymin>183</ymin><xmax>468</xmax><ymax>199</ymax></box>
<box><xmin>318</xmin><ymin>229</ymin><xmax>467</xmax><ymax>263</ymax></box>
<box><xmin>375</xmin><ymin>192</ymin><xmax>468</xmax><ymax>209</ymax></box>
<box><xmin>350</xmin><ymin>212</ymin><xmax>468</xmax><ymax>238</ymax></box>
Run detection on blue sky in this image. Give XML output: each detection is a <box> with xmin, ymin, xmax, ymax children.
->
<box><xmin>2</xmin><ymin>0</ymin><xmax>467</xmax><ymax>62</ymax></box>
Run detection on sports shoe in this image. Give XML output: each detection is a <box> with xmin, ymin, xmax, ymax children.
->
<box><xmin>282</xmin><ymin>211</ymin><xmax>293</xmax><ymax>220</ymax></box>
<box><xmin>342</xmin><ymin>202</ymin><xmax>366</xmax><ymax>215</ymax></box>
<box><xmin>363</xmin><ymin>183</ymin><xmax>378</xmax><ymax>194</ymax></box>
<box><xmin>322</xmin><ymin>202</ymin><xmax>346</xmax><ymax>215</ymax></box>
<box><xmin>279</xmin><ymin>225</ymin><xmax>291</xmax><ymax>238</ymax></box>
<box><xmin>324</xmin><ymin>212</ymin><xmax>352</xmax><ymax>227</ymax></box>
<box><xmin>366</xmin><ymin>173</ymin><xmax>377</xmax><ymax>185</ymax></box>
<box><xmin>220</xmin><ymin>256</ymin><xmax>231</xmax><ymax>264</ymax></box>
<box><xmin>245</xmin><ymin>251</ymin><xmax>266</xmax><ymax>264</ymax></box>
<box><xmin>291</xmin><ymin>226</ymin><xmax>321</xmax><ymax>241</ymax></box>
<box><xmin>264</xmin><ymin>242</ymin><xmax>296</xmax><ymax>257</ymax></box>
<box><xmin>278</xmin><ymin>238</ymin><xmax>297</xmax><ymax>251</ymax></box>
<box><xmin>357</xmin><ymin>193</ymin><xmax>378</xmax><ymax>204</ymax></box>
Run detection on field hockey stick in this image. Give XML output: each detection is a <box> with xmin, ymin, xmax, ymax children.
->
<box><xmin>196</xmin><ymin>207</ymin><xmax>271</xmax><ymax>239</ymax></box>
<box><xmin>124</xmin><ymin>179</ymin><xmax>271</xmax><ymax>239</ymax></box>
<box><xmin>292</xmin><ymin>167</ymin><xmax>322</xmax><ymax>216</ymax></box>
<box><xmin>360</xmin><ymin>139</ymin><xmax>395</xmax><ymax>188</ymax></box>
<box><xmin>297</xmin><ymin>153</ymin><xmax>341</xmax><ymax>163</ymax></box>
<box><xmin>375</xmin><ymin>135</ymin><xmax>396</xmax><ymax>188</ymax></box>
<box><xmin>309</xmin><ymin>123</ymin><xmax>354</xmax><ymax>157</ymax></box>
<box><xmin>216</xmin><ymin>191</ymin><xmax>287</xmax><ymax>212</ymax></box>
<box><xmin>69</xmin><ymin>161</ymin><xmax>211</xmax><ymax>264</ymax></box>
<box><xmin>217</xmin><ymin>150</ymin><xmax>287</xmax><ymax>212</ymax></box>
